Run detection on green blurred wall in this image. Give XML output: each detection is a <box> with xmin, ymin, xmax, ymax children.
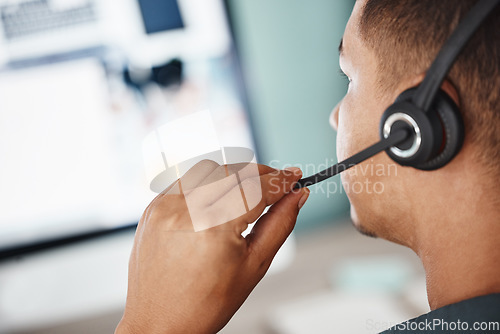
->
<box><xmin>228</xmin><ymin>0</ymin><xmax>355</xmax><ymax>231</ymax></box>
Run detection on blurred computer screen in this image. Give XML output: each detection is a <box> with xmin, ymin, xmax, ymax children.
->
<box><xmin>0</xmin><ymin>0</ymin><xmax>256</xmax><ymax>253</ymax></box>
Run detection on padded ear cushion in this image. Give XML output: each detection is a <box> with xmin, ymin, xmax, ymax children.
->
<box><xmin>394</xmin><ymin>88</ymin><xmax>464</xmax><ymax>170</ymax></box>
<box><xmin>415</xmin><ymin>90</ymin><xmax>464</xmax><ymax>170</ymax></box>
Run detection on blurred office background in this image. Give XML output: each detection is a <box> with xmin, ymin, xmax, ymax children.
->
<box><xmin>0</xmin><ymin>0</ymin><xmax>429</xmax><ymax>333</ymax></box>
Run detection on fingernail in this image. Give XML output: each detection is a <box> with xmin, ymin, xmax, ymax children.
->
<box><xmin>298</xmin><ymin>188</ymin><xmax>310</xmax><ymax>209</ymax></box>
<box><xmin>284</xmin><ymin>167</ymin><xmax>302</xmax><ymax>178</ymax></box>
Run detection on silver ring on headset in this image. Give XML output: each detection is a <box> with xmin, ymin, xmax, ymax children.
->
<box><xmin>383</xmin><ymin>112</ymin><xmax>422</xmax><ymax>158</ymax></box>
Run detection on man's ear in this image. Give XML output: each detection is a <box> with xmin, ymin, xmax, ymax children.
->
<box><xmin>395</xmin><ymin>73</ymin><xmax>460</xmax><ymax>108</ymax></box>
<box><xmin>440</xmin><ymin>79</ymin><xmax>460</xmax><ymax>108</ymax></box>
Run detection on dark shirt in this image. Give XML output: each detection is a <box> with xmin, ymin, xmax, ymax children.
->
<box><xmin>381</xmin><ymin>293</ymin><xmax>500</xmax><ymax>334</ymax></box>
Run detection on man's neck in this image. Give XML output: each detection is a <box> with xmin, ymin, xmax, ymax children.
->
<box><xmin>416</xmin><ymin>196</ymin><xmax>500</xmax><ymax>310</ymax></box>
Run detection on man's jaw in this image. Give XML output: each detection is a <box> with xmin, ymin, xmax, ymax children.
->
<box><xmin>350</xmin><ymin>206</ymin><xmax>378</xmax><ymax>238</ymax></box>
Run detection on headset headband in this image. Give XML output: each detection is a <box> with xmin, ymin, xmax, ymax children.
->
<box><xmin>412</xmin><ymin>0</ymin><xmax>499</xmax><ymax>111</ymax></box>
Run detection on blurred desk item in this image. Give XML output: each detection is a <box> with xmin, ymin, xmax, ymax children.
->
<box><xmin>0</xmin><ymin>0</ymin><xmax>97</xmax><ymax>41</ymax></box>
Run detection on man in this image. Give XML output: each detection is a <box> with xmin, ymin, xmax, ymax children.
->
<box><xmin>116</xmin><ymin>0</ymin><xmax>500</xmax><ymax>333</ymax></box>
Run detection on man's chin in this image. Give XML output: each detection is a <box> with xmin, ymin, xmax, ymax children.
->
<box><xmin>352</xmin><ymin>221</ymin><xmax>378</xmax><ymax>238</ymax></box>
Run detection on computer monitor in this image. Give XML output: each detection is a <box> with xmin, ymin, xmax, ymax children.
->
<box><xmin>0</xmin><ymin>0</ymin><xmax>256</xmax><ymax>257</ymax></box>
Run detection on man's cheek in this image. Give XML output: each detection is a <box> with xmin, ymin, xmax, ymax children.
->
<box><xmin>336</xmin><ymin>124</ymin><xmax>359</xmax><ymax>162</ymax></box>
<box><xmin>336</xmin><ymin>130</ymin><xmax>344</xmax><ymax>163</ymax></box>
<box><xmin>340</xmin><ymin>173</ymin><xmax>361</xmax><ymax>223</ymax></box>
<box><xmin>335</xmin><ymin>112</ymin><xmax>349</xmax><ymax>162</ymax></box>
<box><xmin>340</xmin><ymin>172</ymin><xmax>354</xmax><ymax>199</ymax></box>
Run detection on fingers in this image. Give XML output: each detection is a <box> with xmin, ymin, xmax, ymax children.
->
<box><xmin>246</xmin><ymin>187</ymin><xmax>310</xmax><ymax>269</ymax></box>
<box><xmin>148</xmin><ymin>160</ymin><xmax>303</xmax><ymax>233</ymax></box>
<box><xmin>144</xmin><ymin>159</ymin><xmax>220</xmax><ymax>229</ymax></box>
<box><xmin>205</xmin><ymin>167</ymin><xmax>303</xmax><ymax>232</ymax></box>
<box><xmin>238</xmin><ymin>167</ymin><xmax>303</xmax><ymax>225</ymax></box>
<box><xmin>259</xmin><ymin>167</ymin><xmax>302</xmax><ymax>206</ymax></box>
<box><xmin>188</xmin><ymin>163</ymin><xmax>276</xmax><ymax>204</ymax></box>
<box><xmin>197</xmin><ymin>163</ymin><xmax>275</xmax><ymax>189</ymax></box>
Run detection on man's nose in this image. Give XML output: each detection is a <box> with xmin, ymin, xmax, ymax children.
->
<box><xmin>329</xmin><ymin>100</ymin><xmax>341</xmax><ymax>131</ymax></box>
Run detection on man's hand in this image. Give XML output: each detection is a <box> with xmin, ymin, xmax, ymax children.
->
<box><xmin>115</xmin><ymin>160</ymin><xmax>309</xmax><ymax>334</ymax></box>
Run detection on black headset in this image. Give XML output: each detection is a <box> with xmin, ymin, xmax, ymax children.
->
<box><xmin>295</xmin><ymin>0</ymin><xmax>499</xmax><ymax>189</ymax></box>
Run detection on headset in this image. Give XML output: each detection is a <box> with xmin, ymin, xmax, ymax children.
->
<box><xmin>295</xmin><ymin>0</ymin><xmax>499</xmax><ymax>189</ymax></box>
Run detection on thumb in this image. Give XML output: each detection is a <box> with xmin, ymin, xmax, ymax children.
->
<box><xmin>246</xmin><ymin>187</ymin><xmax>310</xmax><ymax>268</ymax></box>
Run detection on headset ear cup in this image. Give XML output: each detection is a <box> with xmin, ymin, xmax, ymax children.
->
<box><xmin>380</xmin><ymin>100</ymin><xmax>439</xmax><ymax>166</ymax></box>
<box><xmin>415</xmin><ymin>89</ymin><xmax>464</xmax><ymax>170</ymax></box>
<box><xmin>381</xmin><ymin>87</ymin><xmax>464</xmax><ymax>170</ymax></box>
